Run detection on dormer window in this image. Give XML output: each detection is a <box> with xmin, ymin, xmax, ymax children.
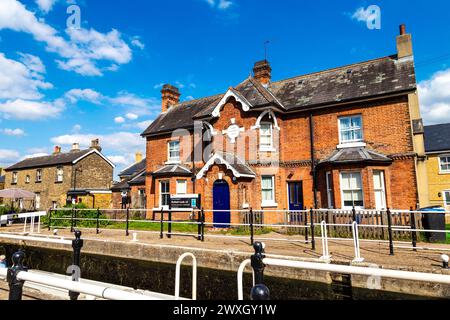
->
<box><xmin>168</xmin><ymin>141</ymin><xmax>180</xmax><ymax>163</ymax></box>
<box><xmin>260</xmin><ymin>122</ymin><xmax>274</xmax><ymax>151</ymax></box>
<box><xmin>339</xmin><ymin>115</ymin><xmax>364</xmax><ymax>146</ymax></box>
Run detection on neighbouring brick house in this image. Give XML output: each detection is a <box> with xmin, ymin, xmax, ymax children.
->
<box><xmin>4</xmin><ymin>140</ymin><xmax>115</xmax><ymax>210</ymax></box>
<box><xmin>0</xmin><ymin>168</ymin><xmax>5</xmax><ymax>190</ymax></box>
<box><xmin>141</xmin><ymin>25</ymin><xmax>428</xmax><ymax>224</ymax></box>
<box><xmin>424</xmin><ymin>123</ymin><xmax>450</xmax><ymax>212</ymax></box>
<box><xmin>111</xmin><ymin>152</ymin><xmax>146</xmax><ymax>209</ymax></box>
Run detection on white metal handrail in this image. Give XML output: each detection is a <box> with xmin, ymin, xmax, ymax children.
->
<box><xmin>175</xmin><ymin>253</ymin><xmax>197</xmax><ymax>300</ymax></box>
<box><xmin>0</xmin><ymin>233</ymin><xmax>72</xmax><ymax>245</ymax></box>
<box><xmin>320</xmin><ymin>221</ymin><xmax>330</xmax><ymax>262</ymax></box>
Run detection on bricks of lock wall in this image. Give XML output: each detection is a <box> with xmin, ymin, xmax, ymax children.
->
<box><xmin>5</xmin><ymin>165</ymin><xmax>73</xmax><ymax>209</ymax></box>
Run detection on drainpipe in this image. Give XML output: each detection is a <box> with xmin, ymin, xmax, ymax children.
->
<box><xmin>192</xmin><ymin>130</ymin><xmax>196</xmax><ymax>195</ymax></box>
<box><xmin>309</xmin><ymin>113</ymin><xmax>318</xmax><ymax>208</ymax></box>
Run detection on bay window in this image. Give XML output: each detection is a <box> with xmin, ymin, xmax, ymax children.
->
<box><xmin>340</xmin><ymin>172</ymin><xmax>364</xmax><ymax>208</ymax></box>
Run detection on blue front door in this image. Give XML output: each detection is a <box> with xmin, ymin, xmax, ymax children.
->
<box><xmin>288</xmin><ymin>182</ymin><xmax>304</xmax><ymax>211</ymax></box>
<box><xmin>213</xmin><ymin>180</ymin><xmax>231</xmax><ymax>228</ymax></box>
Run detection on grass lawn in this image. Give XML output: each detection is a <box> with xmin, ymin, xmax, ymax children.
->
<box><xmin>447</xmin><ymin>224</ymin><xmax>450</xmax><ymax>243</ymax></box>
<box><xmin>106</xmin><ymin>221</ymin><xmax>199</xmax><ymax>233</ymax></box>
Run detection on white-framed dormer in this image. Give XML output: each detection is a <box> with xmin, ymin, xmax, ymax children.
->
<box><xmin>337</xmin><ymin>114</ymin><xmax>366</xmax><ymax>149</ymax></box>
<box><xmin>211</xmin><ymin>88</ymin><xmax>253</xmax><ymax>118</ymax></box>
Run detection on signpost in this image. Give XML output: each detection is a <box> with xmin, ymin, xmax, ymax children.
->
<box><xmin>169</xmin><ymin>194</ymin><xmax>201</xmax><ymax>210</ymax></box>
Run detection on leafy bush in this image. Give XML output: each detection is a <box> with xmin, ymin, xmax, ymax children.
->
<box><xmin>0</xmin><ymin>205</ymin><xmax>14</xmax><ymax>216</ymax></box>
<box><xmin>44</xmin><ymin>203</ymin><xmax>111</xmax><ymax>229</ymax></box>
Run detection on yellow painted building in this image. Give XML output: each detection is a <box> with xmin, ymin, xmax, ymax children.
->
<box><xmin>425</xmin><ymin>124</ymin><xmax>450</xmax><ymax>212</ymax></box>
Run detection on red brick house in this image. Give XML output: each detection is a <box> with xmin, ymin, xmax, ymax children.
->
<box><xmin>141</xmin><ymin>25</ymin><xmax>428</xmax><ymax>223</ymax></box>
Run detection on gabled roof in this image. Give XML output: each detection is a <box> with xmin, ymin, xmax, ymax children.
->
<box><xmin>111</xmin><ymin>179</ymin><xmax>131</xmax><ymax>192</ymax></box>
<box><xmin>196</xmin><ymin>152</ymin><xmax>256</xmax><ymax>180</ymax></box>
<box><xmin>142</xmin><ymin>55</ymin><xmax>416</xmax><ymax>137</ymax></box>
<box><xmin>6</xmin><ymin>149</ymin><xmax>115</xmax><ymax>171</ymax></box>
<box><xmin>119</xmin><ymin>158</ymin><xmax>146</xmax><ymax>178</ymax></box>
<box><xmin>319</xmin><ymin>147</ymin><xmax>392</xmax><ymax>166</ymax></box>
<box><xmin>424</xmin><ymin>124</ymin><xmax>450</xmax><ymax>153</ymax></box>
<box><xmin>128</xmin><ymin>169</ymin><xmax>146</xmax><ymax>186</ymax></box>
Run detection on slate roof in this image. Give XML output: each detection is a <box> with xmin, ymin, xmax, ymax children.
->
<box><xmin>216</xmin><ymin>152</ymin><xmax>256</xmax><ymax>177</ymax></box>
<box><xmin>111</xmin><ymin>180</ymin><xmax>131</xmax><ymax>192</ymax></box>
<box><xmin>6</xmin><ymin>149</ymin><xmax>92</xmax><ymax>171</ymax></box>
<box><xmin>424</xmin><ymin>124</ymin><xmax>450</xmax><ymax>153</ymax></box>
<box><xmin>119</xmin><ymin>158</ymin><xmax>146</xmax><ymax>178</ymax></box>
<box><xmin>319</xmin><ymin>147</ymin><xmax>392</xmax><ymax>166</ymax></box>
<box><xmin>152</xmin><ymin>164</ymin><xmax>192</xmax><ymax>178</ymax></box>
<box><xmin>142</xmin><ymin>55</ymin><xmax>417</xmax><ymax>137</ymax></box>
<box><xmin>128</xmin><ymin>170</ymin><xmax>146</xmax><ymax>186</ymax></box>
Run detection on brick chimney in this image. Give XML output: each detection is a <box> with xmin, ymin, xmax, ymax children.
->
<box><xmin>253</xmin><ymin>60</ymin><xmax>272</xmax><ymax>86</ymax></box>
<box><xmin>71</xmin><ymin>143</ymin><xmax>80</xmax><ymax>152</ymax></box>
<box><xmin>135</xmin><ymin>151</ymin><xmax>143</xmax><ymax>163</ymax></box>
<box><xmin>90</xmin><ymin>139</ymin><xmax>102</xmax><ymax>152</ymax></box>
<box><xmin>53</xmin><ymin>146</ymin><xmax>61</xmax><ymax>155</ymax></box>
<box><xmin>396</xmin><ymin>24</ymin><xmax>413</xmax><ymax>59</ymax></box>
<box><xmin>161</xmin><ymin>84</ymin><xmax>181</xmax><ymax>113</ymax></box>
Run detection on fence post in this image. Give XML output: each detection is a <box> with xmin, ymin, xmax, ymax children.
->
<box><xmin>167</xmin><ymin>209</ymin><xmax>172</xmax><ymax>239</ymax></box>
<box><xmin>160</xmin><ymin>209</ymin><xmax>164</xmax><ymax>239</ymax></box>
<box><xmin>70</xmin><ymin>206</ymin><xmax>75</xmax><ymax>233</ymax></box>
<box><xmin>201</xmin><ymin>209</ymin><xmax>205</xmax><ymax>242</ymax></box>
<box><xmin>250</xmin><ymin>208</ymin><xmax>255</xmax><ymax>246</ymax></box>
<box><xmin>310</xmin><ymin>208</ymin><xmax>316</xmax><ymax>251</ymax></box>
<box><xmin>7</xmin><ymin>250</ymin><xmax>28</xmax><ymax>300</ymax></box>
<box><xmin>386</xmin><ymin>208</ymin><xmax>394</xmax><ymax>256</ymax></box>
<box><xmin>250</xmin><ymin>242</ymin><xmax>270</xmax><ymax>300</ymax></box>
<box><xmin>303</xmin><ymin>206</ymin><xmax>308</xmax><ymax>242</ymax></box>
<box><xmin>48</xmin><ymin>209</ymin><xmax>52</xmax><ymax>231</ymax></box>
<box><xmin>197</xmin><ymin>210</ymin><xmax>202</xmax><ymax>241</ymax></box>
<box><xmin>126</xmin><ymin>207</ymin><xmax>130</xmax><ymax>237</ymax></box>
<box><xmin>96</xmin><ymin>208</ymin><xmax>100</xmax><ymax>235</ymax></box>
<box><xmin>410</xmin><ymin>207</ymin><xmax>418</xmax><ymax>251</ymax></box>
<box><xmin>69</xmin><ymin>230</ymin><xmax>83</xmax><ymax>301</ymax></box>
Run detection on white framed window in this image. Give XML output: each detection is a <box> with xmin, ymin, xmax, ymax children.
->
<box><xmin>373</xmin><ymin>170</ymin><xmax>387</xmax><ymax>210</ymax></box>
<box><xmin>444</xmin><ymin>191</ymin><xmax>450</xmax><ymax>207</ymax></box>
<box><xmin>36</xmin><ymin>169</ymin><xmax>42</xmax><ymax>182</ymax></box>
<box><xmin>261</xmin><ymin>176</ymin><xmax>276</xmax><ymax>207</ymax></box>
<box><xmin>160</xmin><ymin>180</ymin><xmax>170</xmax><ymax>208</ymax></box>
<box><xmin>326</xmin><ymin>172</ymin><xmax>335</xmax><ymax>209</ymax></box>
<box><xmin>339</xmin><ymin>115</ymin><xmax>363</xmax><ymax>144</ymax></box>
<box><xmin>168</xmin><ymin>141</ymin><xmax>180</xmax><ymax>163</ymax></box>
<box><xmin>439</xmin><ymin>155</ymin><xmax>450</xmax><ymax>173</ymax></box>
<box><xmin>35</xmin><ymin>193</ymin><xmax>41</xmax><ymax>209</ymax></box>
<box><xmin>340</xmin><ymin>172</ymin><xmax>364</xmax><ymax>209</ymax></box>
<box><xmin>25</xmin><ymin>175</ymin><xmax>30</xmax><ymax>184</ymax></box>
<box><xmin>176</xmin><ymin>180</ymin><xmax>187</xmax><ymax>195</ymax></box>
<box><xmin>259</xmin><ymin>122</ymin><xmax>274</xmax><ymax>151</ymax></box>
<box><xmin>56</xmin><ymin>167</ymin><xmax>64</xmax><ymax>183</ymax></box>
<box><xmin>12</xmin><ymin>172</ymin><xmax>18</xmax><ymax>184</ymax></box>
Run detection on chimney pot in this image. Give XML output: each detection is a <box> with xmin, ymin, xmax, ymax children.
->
<box><xmin>399</xmin><ymin>24</ymin><xmax>406</xmax><ymax>35</ymax></box>
<box><xmin>161</xmin><ymin>84</ymin><xmax>181</xmax><ymax>113</ymax></box>
<box><xmin>71</xmin><ymin>143</ymin><xmax>80</xmax><ymax>152</ymax></box>
<box><xmin>135</xmin><ymin>151</ymin><xmax>143</xmax><ymax>163</ymax></box>
<box><xmin>253</xmin><ymin>60</ymin><xmax>272</xmax><ymax>86</ymax></box>
<box><xmin>53</xmin><ymin>146</ymin><xmax>61</xmax><ymax>155</ymax></box>
<box><xmin>396</xmin><ymin>24</ymin><xmax>413</xmax><ymax>59</ymax></box>
<box><xmin>90</xmin><ymin>139</ymin><xmax>102</xmax><ymax>152</ymax></box>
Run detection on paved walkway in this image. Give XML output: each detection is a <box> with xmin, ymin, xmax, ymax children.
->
<box><xmin>2</xmin><ymin>225</ymin><xmax>449</xmax><ymax>274</ymax></box>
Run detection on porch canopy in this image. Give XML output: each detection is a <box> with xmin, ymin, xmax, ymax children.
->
<box><xmin>0</xmin><ymin>188</ymin><xmax>36</xmax><ymax>199</ymax></box>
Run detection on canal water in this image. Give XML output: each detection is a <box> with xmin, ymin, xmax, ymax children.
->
<box><xmin>0</xmin><ymin>244</ymin><xmax>434</xmax><ymax>300</ymax></box>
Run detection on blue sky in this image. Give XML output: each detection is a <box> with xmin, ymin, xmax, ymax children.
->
<box><xmin>1</xmin><ymin>0</ymin><xmax>450</xmax><ymax>177</ymax></box>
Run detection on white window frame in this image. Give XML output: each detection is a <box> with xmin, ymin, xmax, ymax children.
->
<box><xmin>12</xmin><ymin>172</ymin><xmax>18</xmax><ymax>184</ymax></box>
<box><xmin>259</xmin><ymin>122</ymin><xmax>275</xmax><ymax>152</ymax></box>
<box><xmin>35</xmin><ymin>193</ymin><xmax>41</xmax><ymax>209</ymax></box>
<box><xmin>176</xmin><ymin>180</ymin><xmax>187</xmax><ymax>195</ymax></box>
<box><xmin>167</xmin><ymin>140</ymin><xmax>181</xmax><ymax>164</ymax></box>
<box><xmin>160</xmin><ymin>180</ymin><xmax>170</xmax><ymax>209</ymax></box>
<box><xmin>338</xmin><ymin>115</ymin><xmax>365</xmax><ymax>148</ymax></box>
<box><xmin>326</xmin><ymin>171</ymin><xmax>334</xmax><ymax>209</ymax></box>
<box><xmin>444</xmin><ymin>190</ymin><xmax>450</xmax><ymax>207</ymax></box>
<box><xmin>439</xmin><ymin>155</ymin><xmax>450</xmax><ymax>174</ymax></box>
<box><xmin>36</xmin><ymin>169</ymin><xmax>42</xmax><ymax>182</ymax></box>
<box><xmin>261</xmin><ymin>175</ymin><xmax>277</xmax><ymax>207</ymax></box>
<box><xmin>56</xmin><ymin>167</ymin><xmax>64</xmax><ymax>183</ymax></box>
<box><xmin>25</xmin><ymin>175</ymin><xmax>30</xmax><ymax>184</ymax></box>
<box><xmin>340</xmin><ymin>171</ymin><xmax>365</xmax><ymax>209</ymax></box>
<box><xmin>373</xmin><ymin>170</ymin><xmax>387</xmax><ymax>210</ymax></box>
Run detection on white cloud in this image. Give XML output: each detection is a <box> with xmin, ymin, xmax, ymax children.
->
<box><xmin>153</xmin><ymin>83</ymin><xmax>164</xmax><ymax>89</ymax></box>
<box><xmin>65</xmin><ymin>88</ymin><xmax>104</xmax><ymax>104</ymax></box>
<box><xmin>418</xmin><ymin>68</ymin><xmax>450</xmax><ymax>125</ymax></box>
<box><xmin>72</xmin><ymin>124</ymin><xmax>82</xmax><ymax>133</ymax></box>
<box><xmin>22</xmin><ymin>152</ymin><xmax>49</xmax><ymax>160</ymax></box>
<box><xmin>114</xmin><ymin>116</ymin><xmax>125</xmax><ymax>124</ymax></box>
<box><xmin>136</xmin><ymin>120</ymin><xmax>153</xmax><ymax>130</ymax></box>
<box><xmin>204</xmin><ymin>0</ymin><xmax>233</xmax><ymax>10</ymax></box>
<box><xmin>2</xmin><ymin>128</ymin><xmax>26</xmax><ymax>136</ymax></box>
<box><xmin>51</xmin><ymin>132</ymin><xmax>145</xmax><ymax>154</ymax></box>
<box><xmin>35</xmin><ymin>0</ymin><xmax>57</xmax><ymax>13</ymax></box>
<box><xmin>0</xmin><ymin>98</ymin><xmax>65</xmax><ymax>120</ymax></box>
<box><xmin>125</xmin><ymin>113</ymin><xmax>138</xmax><ymax>120</ymax></box>
<box><xmin>0</xmin><ymin>0</ymin><xmax>133</xmax><ymax>76</ymax></box>
<box><xmin>131</xmin><ymin>37</ymin><xmax>145</xmax><ymax>50</ymax></box>
<box><xmin>0</xmin><ymin>52</ymin><xmax>52</xmax><ymax>100</ymax></box>
<box><xmin>108</xmin><ymin>155</ymin><xmax>130</xmax><ymax>166</ymax></box>
<box><xmin>0</xmin><ymin>149</ymin><xmax>20</xmax><ymax>166</ymax></box>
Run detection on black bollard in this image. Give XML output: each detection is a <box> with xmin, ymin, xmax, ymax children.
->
<box><xmin>69</xmin><ymin>230</ymin><xmax>83</xmax><ymax>301</ymax></box>
<box><xmin>7</xmin><ymin>250</ymin><xmax>28</xmax><ymax>300</ymax></box>
<box><xmin>250</xmin><ymin>242</ymin><xmax>270</xmax><ymax>300</ymax></box>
